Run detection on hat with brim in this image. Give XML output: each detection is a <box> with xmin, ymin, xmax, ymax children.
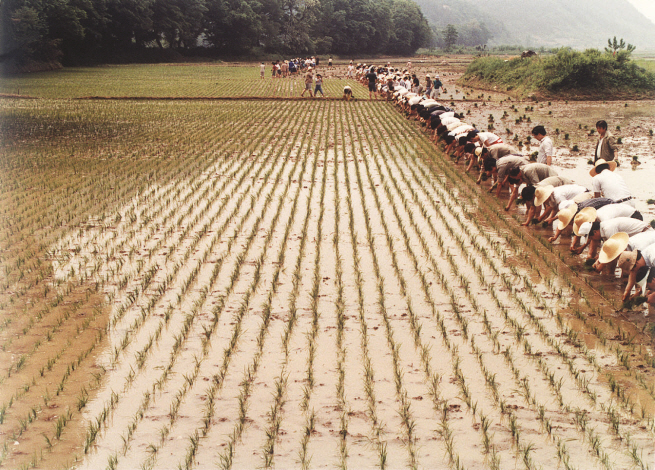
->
<box><xmin>598</xmin><ymin>232</ymin><xmax>629</xmax><ymax>264</ymax></box>
<box><xmin>589</xmin><ymin>159</ymin><xmax>617</xmax><ymax>177</ymax></box>
<box><xmin>573</xmin><ymin>207</ymin><xmax>597</xmax><ymax>236</ymax></box>
<box><xmin>556</xmin><ymin>203</ymin><xmax>578</xmax><ymax>231</ymax></box>
<box><xmin>475</xmin><ymin>147</ymin><xmax>483</xmax><ymax>157</ymax></box>
<box><xmin>617</xmin><ymin>250</ymin><xmax>639</xmax><ymax>274</ymax></box>
<box><xmin>534</xmin><ymin>185</ymin><xmax>554</xmax><ymax>207</ymax></box>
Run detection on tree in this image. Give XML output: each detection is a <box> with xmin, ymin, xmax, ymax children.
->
<box><xmin>443</xmin><ymin>23</ymin><xmax>457</xmax><ymax>51</ymax></box>
<box><xmin>604</xmin><ymin>36</ymin><xmax>636</xmax><ymax>55</ymax></box>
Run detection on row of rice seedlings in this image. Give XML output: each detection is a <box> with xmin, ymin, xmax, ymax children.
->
<box><xmin>394</xmin><ymin>112</ymin><xmax>640</xmax><ymax>450</ymax></box>
<box><xmin>331</xmin><ymin>120</ymin><xmax>352</xmax><ymax>469</ymax></box>
<box><xmin>86</xmin><ymin>143</ymin><xmax>288</xmax><ymax>464</ymax></box>
<box><xmin>298</xmin><ymin>122</ymin><xmax>330</xmax><ymax>470</ymax></box>
<box><xmin>380</xmin><ymin>103</ymin><xmax>652</xmax><ymax>466</ymax></box>
<box><xmin>259</xmin><ymin>104</ymin><xmax>327</xmax><ymax>469</ymax></box>
<box><xmin>357</xmin><ymin>103</ymin><xmax>606</xmax><ymax>466</ymax></box>
<box><xmin>174</xmin><ymin>104</ymin><xmax>325</xmax><ymax>470</ymax></box>
<box><xmin>210</xmin><ymin>107</ymin><xmax>323</xmax><ymax>470</ymax></box>
<box><xmin>346</xmin><ymin>104</ymin><xmax>517</xmax><ymax>469</ymax></box>
<box><xmin>340</xmin><ymin>107</ymin><xmax>420</xmax><ymax>469</ymax></box>
<box><xmin>339</xmin><ymin>111</ymin><xmax>389</xmax><ymax>467</ymax></box>
<box><xmin>134</xmin><ymin>103</ymin><xmax>322</xmax><ymax>467</ymax></box>
<box><xmin>83</xmin><ymin>105</ymin><xmax>306</xmax><ymax>466</ymax></box>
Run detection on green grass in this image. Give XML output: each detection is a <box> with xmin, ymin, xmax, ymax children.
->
<box><xmin>0</xmin><ymin>64</ymin><xmax>367</xmax><ymax>99</ymax></box>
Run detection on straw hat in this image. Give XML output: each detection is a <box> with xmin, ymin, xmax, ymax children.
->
<box><xmin>475</xmin><ymin>147</ymin><xmax>483</xmax><ymax>157</ymax></box>
<box><xmin>589</xmin><ymin>158</ymin><xmax>617</xmax><ymax>177</ymax></box>
<box><xmin>573</xmin><ymin>207</ymin><xmax>597</xmax><ymax>236</ymax></box>
<box><xmin>598</xmin><ymin>232</ymin><xmax>629</xmax><ymax>264</ymax></box>
<box><xmin>556</xmin><ymin>203</ymin><xmax>578</xmax><ymax>231</ymax></box>
<box><xmin>534</xmin><ymin>185</ymin><xmax>554</xmax><ymax>207</ymax></box>
<box><xmin>617</xmin><ymin>250</ymin><xmax>639</xmax><ymax>274</ymax></box>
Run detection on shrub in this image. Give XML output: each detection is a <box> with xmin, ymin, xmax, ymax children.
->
<box><xmin>459</xmin><ymin>47</ymin><xmax>655</xmax><ymax>98</ymax></box>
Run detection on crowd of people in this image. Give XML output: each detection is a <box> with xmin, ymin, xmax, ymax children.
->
<box><xmin>349</xmin><ymin>70</ymin><xmax>653</xmax><ymax>309</ymax></box>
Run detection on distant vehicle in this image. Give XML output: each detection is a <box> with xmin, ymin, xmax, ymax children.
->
<box><xmin>521</xmin><ymin>50</ymin><xmax>537</xmax><ymax>59</ymax></box>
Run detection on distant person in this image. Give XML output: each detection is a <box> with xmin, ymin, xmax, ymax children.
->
<box><xmin>314</xmin><ymin>74</ymin><xmax>325</xmax><ymax>97</ymax></box>
<box><xmin>366</xmin><ymin>67</ymin><xmax>378</xmax><ymax>100</ymax></box>
<box><xmin>347</xmin><ymin>61</ymin><xmax>354</xmax><ymax>78</ymax></box>
<box><xmin>328</xmin><ymin>57</ymin><xmax>333</xmax><ymax>68</ymax></box>
<box><xmin>301</xmin><ymin>69</ymin><xmax>314</xmax><ymax>97</ymax></box>
<box><xmin>343</xmin><ymin>85</ymin><xmax>353</xmax><ymax>101</ymax></box>
<box><xmin>532</xmin><ymin>125</ymin><xmax>554</xmax><ymax>165</ymax></box>
<box><xmin>260</xmin><ymin>62</ymin><xmax>265</xmax><ymax>79</ymax></box>
<box><xmin>593</xmin><ymin>120</ymin><xmax>618</xmax><ymax>163</ymax></box>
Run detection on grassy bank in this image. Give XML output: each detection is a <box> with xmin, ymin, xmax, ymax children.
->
<box><xmin>460</xmin><ymin>48</ymin><xmax>655</xmax><ymax>99</ymax></box>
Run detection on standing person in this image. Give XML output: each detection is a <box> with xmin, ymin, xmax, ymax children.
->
<box><xmin>593</xmin><ymin>120</ymin><xmax>619</xmax><ymax>163</ymax></box>
<box><xmin>532</xmin><ymin>125</ymin><xmax>554</xmax><ymax>165</ymax></box>
<box><xmin>281</xmin><ymin>60</ymin><xmax>289</xmax><ymax>77</ymax></box>
<box><xmin>347</xmin><ymin>61</ymin><xmax>354</xmax><ymax>78</ymax></box>
<box><xmin>431</xmin><ymin>74</ymin><xmax>443</xmax><ymax>99</ymax></box>
<box><xmin>411</xmin><ymin>74</ymin><xmax>420</xmax><ymax>93</ymax></box>
<box><xmin>314</xmin><ymin>74</ymin><xmax>325</xmax><ymax>97</ymax></box>
<box><xmin>328</xmin><ymin>57</ymin><xmax>333</xmax><ymax>69</ymax></box>
<box><xmin>407</xmin><ymin>60</ymin><xmax>412</xmax><ymax>71</ymax></box>
<box><xmin>425</xmin><ymin>75</ymin><xmax>433</xmax><ymax>97</ymax></box>
<box><xmin>366</xmin><ymin>67</ymin><xmax>378</xmax><ymax>100</ymax></box>
<box><xmin>271</xmin><ymin>61</ymin><xmax>276</xmax><ymax>78</ymax></box>
<box><xmin>301</xmin><ymin>69</ymin><xmax>314</xmax><ymax>97</ymax></box>
<box><xmin>260</xmin><ymin>62</ymin><xmax>265</xmax><ymax>79</ymax></box>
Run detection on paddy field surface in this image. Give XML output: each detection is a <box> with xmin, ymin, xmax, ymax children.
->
<box><xmin>1</xmin><ymin>61</ymin><xmax>655</xmax><ymax>470</ymax></box>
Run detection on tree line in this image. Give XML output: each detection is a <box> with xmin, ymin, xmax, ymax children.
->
<box><xmin>1</xmin><ymin>0</ymin><xmax>432</xmax><ymax>71</ymax></box>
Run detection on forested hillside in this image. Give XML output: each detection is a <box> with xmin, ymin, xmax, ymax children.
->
<box><xmin>416</xmin><ymin>0</ymin><xmax>655</xmax><ymax>49</ymax></box>
<box><xmin>0</xmin><ymin>0</ymin><xmax>431</xmax><ymax>72</ymax></box>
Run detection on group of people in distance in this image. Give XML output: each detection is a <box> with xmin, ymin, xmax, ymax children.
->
<box><xmin>377</xmin><ymin>78</ymin><xmax>653</xmax><ymax>308</ymax></box>
<box><xmin>354</xmin><ymin>62</ymin><xmax>444</xmax><ymax>101</ymax></box>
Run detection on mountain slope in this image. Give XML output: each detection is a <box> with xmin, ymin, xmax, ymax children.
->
<box><xmin>415</xmin><ymin>0</ymin><xmax>655</xmax><ymax>49</ymax></box>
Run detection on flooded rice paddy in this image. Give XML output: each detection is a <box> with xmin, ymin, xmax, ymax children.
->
<box><xmin>1</xmin><ymin>62</ymin><xmax>655</xmax><ymax>470</ymax></box>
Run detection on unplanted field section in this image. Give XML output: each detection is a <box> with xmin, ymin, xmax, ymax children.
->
<box><xmin>1</xmin><ymin>99</ymin><xmax>654</xmax><ymax>470</ymax></box>
<box><xmin>0</xmin><ymin>65</ymin><xmax>367</xmax><ymax>99</ymax></box>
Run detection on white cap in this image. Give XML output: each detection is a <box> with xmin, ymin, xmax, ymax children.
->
<box><xmin>578</xmin><ymin>221</ymin><xmax>592</xmax><ymax>237</ymax></box>
<box><xmin>559</xmin><ymin>199</ymin><xmax>575</xmax><ymax>211</ymax></box>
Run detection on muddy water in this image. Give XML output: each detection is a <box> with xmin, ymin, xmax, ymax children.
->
<box><xmin>4</xmin><ymin>83</ymin><xmax>655</xmax><ymax>469</ymax></box>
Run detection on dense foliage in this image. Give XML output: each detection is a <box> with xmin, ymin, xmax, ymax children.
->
<box><xmin>460</xmin><ymin>48</ymin><xmax>655</xmax><ymax>98</ymax></box>
<box><xmin>0</xmin><ymin>0</ymin><xmax>432</xmax><ymax>71</ymax></box>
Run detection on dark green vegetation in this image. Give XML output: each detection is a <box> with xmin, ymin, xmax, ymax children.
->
<box><xmin>415</xmin><ymin>0</ymin><xmax>655</xmax><ymax>49</ymax></box>
<box><xmin>460</xmin><ymin>48</ymin><xmax>655</xmax><ymax>99</ymax></box>
<box><xmin>0</xmin><ymin>0</ymin><xmax>431</xmax><ymax>72</ymax></box>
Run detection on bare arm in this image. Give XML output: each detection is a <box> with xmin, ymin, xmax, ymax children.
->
<box><xmin>623</xmin><ymin>269</ymin><xmax>638</xmax><ymax>301</ymax></box>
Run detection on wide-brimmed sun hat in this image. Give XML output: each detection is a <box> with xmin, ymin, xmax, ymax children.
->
<box><xmin>573</xmin><ymin>207</ymin><xmax>597</xmax><ymax>236</ymax></box>
<box><xmin>573</xmin><ymin>192</ymin><xmax>593</xmax><ymax>203</ymax></box>
<box><xmin>589</xmin><ymin>158</ymin><xmax>617</xmax><ymax>177</ymax></box>
<box><xmin>598</xmin><ymin>232</ymin><xmax>629</xmax><ymax>264</ymax></box>
<box><xmin>475</xmin><ymin>147</ymin><xmax>483</xmax><ymax>157</ymax></box>
<box><xmin>617</xmin><ymin>250</ymin><xmax>639</xmax><ymax>274</ymax></box>
<box><xmin>556</xmin><ymin>203</ymin><xmax>578</xmax><ymax>231</ymax></box>
<box><xmin>534</xmin><ymin>185</ymin><xmax>554</xmax><ymax>207</ymax></box>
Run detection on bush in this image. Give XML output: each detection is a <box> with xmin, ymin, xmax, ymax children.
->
<box><xmin>459</xmin><ymin>47</ymin><xmax>655</xmax><ymax>98</ymax></box>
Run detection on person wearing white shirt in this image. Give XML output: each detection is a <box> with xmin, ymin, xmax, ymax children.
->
<box><xmin>532</xmin><ymin>125</ymin><xmax>554</xmax><ymax>165</ymax></box>
<box><xmin>590</xmin><ymin>159</ymin><xmax>634</xmax><ymax>207</ymax></box>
